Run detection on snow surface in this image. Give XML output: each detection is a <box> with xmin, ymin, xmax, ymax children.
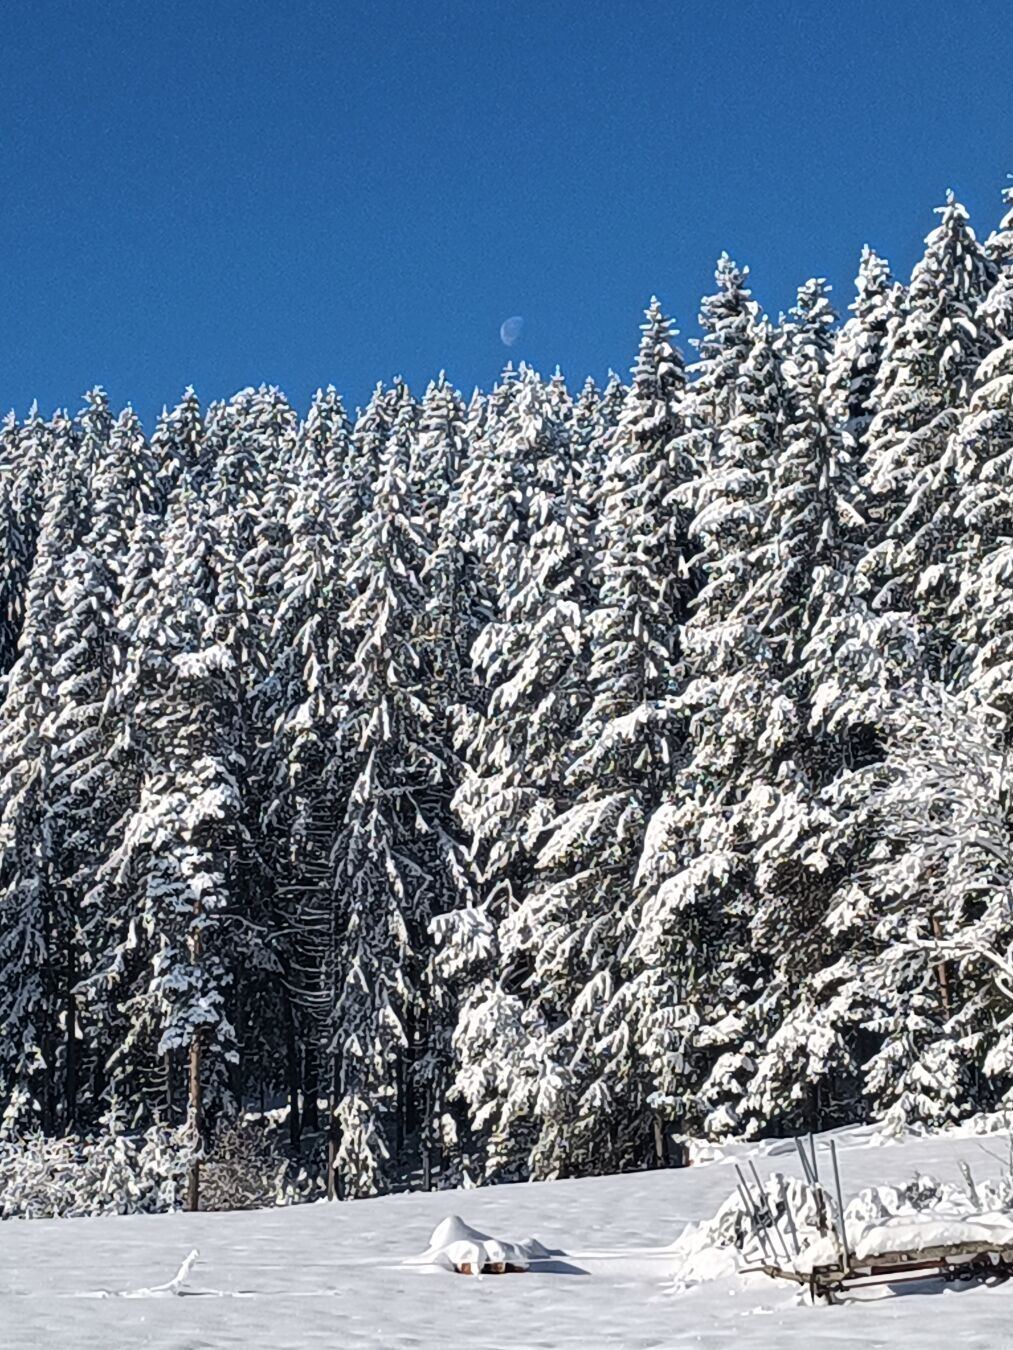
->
<box><xmin>6</xmin><ymin>1123</ymin><xmax>1013</xmax><ymax>1347</ymax></box>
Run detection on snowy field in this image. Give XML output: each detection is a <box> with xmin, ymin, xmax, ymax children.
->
<box><xmin>5</xmin><ymin>1124</ymin><xmax>1013</xmax><ymax>1348</ymax></box>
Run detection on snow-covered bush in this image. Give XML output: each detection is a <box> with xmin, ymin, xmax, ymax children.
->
<box><xmin>0</xmin><ymin>1125</ymin><xmax>192</xmax><ymax>1219</ymax></box>
<box><xmin>198</xmin><ymin>1121</ymin><xmax>324</xmax><ymax>1211</ymax></box>
<box><xmin>0</xmin><ymin>1119</ymin><xmax>327</xmax><ymax>1219</ymax></box>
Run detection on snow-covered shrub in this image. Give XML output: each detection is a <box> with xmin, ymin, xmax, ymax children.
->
<box><xmin>198</xmin><ymin>1121</ymin><xmax>324</xmax><ymax>1211</ymax></box>
<box><xmin>0</xmin><ymin>1125</ymin><xmax>192</xmax><ymax>1219</ymax></box>
<box><xmin>0</xmin><ymin>1119</ymin><xmax>329</xmax><ymax>1219</ymax></box>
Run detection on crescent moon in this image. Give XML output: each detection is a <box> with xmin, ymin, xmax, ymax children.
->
<box><xmin>500</xmin><ymin>315</ymin><xmax>524</xmax><ymax>347</ymax></box>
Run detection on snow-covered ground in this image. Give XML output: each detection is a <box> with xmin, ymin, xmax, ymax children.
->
<box><xmin>5</xmin><ymin>1123</ymin><xmax>1013</xmax><ymax>1348</ymax></box>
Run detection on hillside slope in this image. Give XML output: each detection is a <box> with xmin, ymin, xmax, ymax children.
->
<box><xmin>3</xmin><ymin>1123</ymin><xmax>1013</xmax><ymax>1348</ymax></box>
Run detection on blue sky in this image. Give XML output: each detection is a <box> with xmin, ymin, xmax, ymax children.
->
<box><xmin>1</xmin><ymin>0</ymin><xmax>1011</xmax><ymax>426</ymax></box>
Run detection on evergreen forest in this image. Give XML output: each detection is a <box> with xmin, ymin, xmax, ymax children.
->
<box><xmin>2</xmin><ymin>185</ymin><xmax>1013</xmax><ymax>1200</ymax></box>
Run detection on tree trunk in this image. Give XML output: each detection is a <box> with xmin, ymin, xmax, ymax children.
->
<box><xmin>395</xmin><ymin>1050</ymin><xmax>406</xmax><ymax>1159</ymax></box>
<box><xmin>283</xmin><ymin>996</ymin><xmax>302</xmax><ymax>1149</ymax></box>
<box><xmin>327</xmin><ymin>1052</ymin><xmax>340</xmax><ymax>1201</ymax></box>
<box><xmin>165</xmin><ymin>1050</ymin><xmax>174</xmax><ymax>1125</ymax></box>
<box><xmin>232</xmin><ymin>969</ymin><xmax>244</xmax><ymax>1112</ymax></box>
<box><xmin>303</xmin><ymin>1042</ymin><xmax>320</xmax><ymax>1132</ymax></box>
<box><xmin>186</xmin><ymin>891</ymin><xmax>205</xmax><ymax>1212</ymax></box>
<box><xmin>64</xmin><ymin>941</ymin><xmax>78</xmax><ymax>1132</ymax></box>
<box><xmin>186</xmin><ymin>1031</ymin><xmax>202</xmax><ymax>1212</ymax></box>
<box><xmin>931</xmin><ymin>914</ymin><xmax>952</xmax><ymax>1013</ymax></box>
<box><xmin>652</xmin><ymin>1115</ymin><xmax>668</xmax><ymax>1168</ymax></box>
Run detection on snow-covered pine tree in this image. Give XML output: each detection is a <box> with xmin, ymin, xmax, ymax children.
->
<box><xmin>675</xmin><ymin>252</ymin><xmax>761</xmax><ymax>569</ymax></box>
<box><xmin>689</xmin><ymin>254</ymin><xmax>760</xmax><ymax>430</ymax></box>
<box><xmin>267</xmin><ymin>445</ymin><xmax>357</xmax><ymax>1169</ymax></box>
<box><xmin>293</xmin><ymin>384</ymin><xmax>353</xmax><ymax>484</ymax></box>
<box><xmin>201</xmin><ymin>386</ymin><xmax>301</xmax><ymax>1120</ymax></box>
<box><xmin>90</xmin><ymin>490</ymin><xmax>243</xmax><ymax>1140</ymax></box>
<box><xmin>73</xmin><ymin>504</ymin><xmax>170</xmax><ymax>1121</ymax></box>
<box><xmin>734</xmin><ymin>280</ymin><xmax>880</xmax><ymax>1131</ymax></box>
<box><xmin>411</xmin><ymin>372</ymin><xmax>468</xmax><ymax>534</ymax></box>
<box><xmin>570</xmin><ymin>373</ymin><xmax>627</xmax><ymax>591</ymax></box>
<box><xmin>326</xmin><ymin>418</ymin><xmax>453</xmax><ymax>1198</ymax></box>
<box><xmin>827</xmin><ymin>690</ymin><xmax>1011</xmax><ymax>1127</ymax></box>
<box><xmin>32</xmin><ymin>403</ymin><xmax>160</xmax><ymax>1127</ymax></box>
<box><xmin>859</xmin><ymin>195</ymin><xmax>997</xmax><ymax>647</ymax></box>
<box><xmin>654</xmin><ymin>317</ymin><xmax>784</xmax><ymax>1136</ymax></box>
<box><xmin>0</xmin><ymin>447</ymin><xmax>91</xmax><ymax>1132</ymax></box>
<box><xmin>825</xmin><ymin>247</ymin><xmax>903</xmax><ymax>466</ymax></box>
<box><xmin>943</xmin><ymin>181</ymin><xmax>1013</xmax><ymax>713</ymax></box>
<box><xmin>404</xmin><ymin>378</ymin><xmax>478</xmax><ymax>1184</ymax></box>
<box><xmin>437</xmin><ymin>360</ymin><xmax>602</xmax><ymax>1182</ymax></box>
<box><xmin>151</xmin><ymin>387</ymin><xmax>206</xmax><ymax>498</ymax></box>
<box><xmin>488</xmin><ymin>302</ymin><xmax>696</xmax><ymax>1179</ymax></box>
<box><xmin>350</xmin><ymin>380</ymin><xmax>416</xmax><ymax>517</ymax></box>
<box><xmin>0</xmin><ymin>408</ymin><xmax>49</xmax><ymax>675</ymax></box>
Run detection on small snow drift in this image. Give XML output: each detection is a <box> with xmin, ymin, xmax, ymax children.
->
<box><xmin>409</xmin><ymin>1215</ymin><xmax>548</xmax><ymax>1275</ymax></box>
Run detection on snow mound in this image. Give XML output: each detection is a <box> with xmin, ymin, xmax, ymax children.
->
<box><xmin>408</xmin><ymin>1215</ymin><xmax>549</xmax><ymax>1274</ymax></box>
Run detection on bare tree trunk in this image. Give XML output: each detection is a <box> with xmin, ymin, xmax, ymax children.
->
<box><xmin>232</xmin><ymin>970</ymin><xmax>244</xmax><ymax>1112</ymax></box>
<box><xmin>653</xmin><ymin>1116</ymin><xmax>668</xmax><ymax>1168</ymax></box>
<box><xmin>395</xmin><ymin>1051</ymin><xmax>406</xmax><ymax>1160</ymax></box>
<box><xmin>165</xmin><ymin>1050</ymin><xmax>174</xmax><ymax>1125</ymax></box>
<box><xmin>186</xmin><ymin>896</ymin><xmax>205</xmax><ymax>1212</ymax></box>
<box><xmin>186</xmin><ymin>1030</ymin><xmax>202</xmax><ymax>1212</ymax></box>
<box><xmin>64</xmin><ymin>941</ymin><xmax>78</xmax><ymax>1133</ymax></box>
<box><xmin>303</xmin><ymin>1042</ymin><xmax>319</xmax><ymax>1132</ymax></box>
<box><xmin>327</xmin><ymin>1052</ymin><xmax>340</xmax><ymax>1201</ymax></box>
<box><xmin>931</xmin><ymin>914</ymin><xmax>953</xmax><ymax>1013</ymax></box>
<box><xmin>283</xmin><ymin>996</ymin><xmax>302</xmax><ymax>1149</ymax></box>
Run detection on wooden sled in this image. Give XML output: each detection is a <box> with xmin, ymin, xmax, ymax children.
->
<box><xmin>755</xmin><ymin>1243</ymin><xmax>1013</xmax><ymax>1304</ymax></box>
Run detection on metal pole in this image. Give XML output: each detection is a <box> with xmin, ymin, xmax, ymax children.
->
<box><xmin>795</xmin><ymin>1136</ymin><xmax>816</xmax><ymax>1186</ymax></box>
<box><xmin>734</xmin><ymin>1174</ymin><xmax>776</xmax><ymax>1263</ymax></box>
<box><xmin>778</xmin><ymin>1173</ymin><xmax>801</xmax><ymax>1257</ymax></box>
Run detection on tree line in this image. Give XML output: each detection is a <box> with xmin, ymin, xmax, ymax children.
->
<box><xmin>1</xmin><ymin>183</ymin><xmax>1012</xmax><ymax>1198</ymax></box>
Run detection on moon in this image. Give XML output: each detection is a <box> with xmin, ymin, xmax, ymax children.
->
<box><xmin>500</xmin><ymin>315</ymin><xmax>524</xmax><ymax>347</ymax></box>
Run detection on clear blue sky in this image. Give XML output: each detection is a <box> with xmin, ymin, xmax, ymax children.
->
<box><xmin>2</xmin><ymin>0</ymin><xmax>1012</xmax><ymax>426</ymax></box>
